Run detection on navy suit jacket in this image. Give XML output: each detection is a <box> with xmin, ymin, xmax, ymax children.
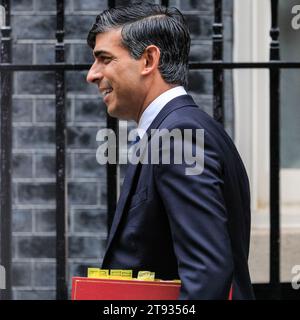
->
<box><xmin>102</xmin><ymin>95</ymin><xmax>255</xmax><ymax>299</ymax></box>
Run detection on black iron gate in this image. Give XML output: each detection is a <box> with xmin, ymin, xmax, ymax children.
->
<box><xmin>0</xmin><ymin>0</ymin><xmax>299</xmax><ymax>300</ymax></box>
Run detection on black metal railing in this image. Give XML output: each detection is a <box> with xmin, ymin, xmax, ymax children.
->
<box><xmin>269</xmin><ymin>0</ymin><xmax>281</xmax><ymax>300</ymax></box>
<box><xmin>0</xmin><ymin>0</ymin><xmax>299</xmax><ymax>300</ymax></box>
<box><xmin>55</xmin><ymin>0</ymin><xmax>68</xmax><ymax>301</ymax></box>
<box><xmin>0</xmin><ymin>0</ymin><xmax>12</xmax><ymax>301</ymax></box>
<box><xmin>212</xmin><ymin>0</ymin><xmax>224</xmax><ymax>124</ymax></box>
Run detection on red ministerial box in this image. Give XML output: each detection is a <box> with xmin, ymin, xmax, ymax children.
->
<box><xmin>71</xmin><ymin>277</ymin><xmax>180</xmax><ymax>300</ymax></box>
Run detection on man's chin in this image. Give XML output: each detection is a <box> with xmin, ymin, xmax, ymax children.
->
<box><xmin>107</xmin><ymin>108</ymin><xmax>127</xmax><ymax>121</ymax></box>
<box><xmin>106</xmin><ymin>104</ymin><xmax>135</xmax><ymax>121</ymax></box>
<box><xmin>107</xmin><ymin>108</ymin><xmax>119</xmax><ymax>119</ymax></box>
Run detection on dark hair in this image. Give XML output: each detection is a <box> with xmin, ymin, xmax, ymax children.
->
<box><xmin>87</xmin><ymin>2</ymin><xmax>191</xmax><ymax>88</ymax></box>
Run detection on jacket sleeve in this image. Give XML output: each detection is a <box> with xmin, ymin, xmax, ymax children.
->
<box><xmin>153</xmin><ymin>125</ymin><xmax>234</xmax><ymax>299</ymax></box>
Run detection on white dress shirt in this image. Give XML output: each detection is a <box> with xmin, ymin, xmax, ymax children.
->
<box><xmin>137</xmin><ymin>86</ymin><xmax>187</xmax><ymax>139</ymax></box>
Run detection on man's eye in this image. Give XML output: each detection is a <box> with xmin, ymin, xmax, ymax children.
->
<box><xmin>102</xmin><ymin>57</ymin><xmax>111</xmax><ymax>64</ymax></box>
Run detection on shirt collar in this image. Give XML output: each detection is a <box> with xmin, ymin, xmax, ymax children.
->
<box><xmin>137</xmin><ymin>86</ymin><xmax>187</xmax><ymax>138</ymax></box>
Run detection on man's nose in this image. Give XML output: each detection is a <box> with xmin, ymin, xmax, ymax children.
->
<box><xmin>86</xmin><ymin>62</ymin><xmax>103</xmax><ymax>84</ymax></box>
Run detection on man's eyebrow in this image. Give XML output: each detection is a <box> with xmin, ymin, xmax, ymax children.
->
<box><xmin>93</xmin><ymin>50</ymin><xmax>112</xmax><ymax>58</ymax></box>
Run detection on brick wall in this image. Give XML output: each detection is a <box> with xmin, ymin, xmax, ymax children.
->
<box><xmin>9</xmin><ymin>0</ymin><xmax>233</xmax><ymax>299</ymax></box>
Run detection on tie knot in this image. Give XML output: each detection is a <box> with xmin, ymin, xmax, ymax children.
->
<box><xmin>129</xmin><ymin>134</ymin><xmax>141</xmax><ymax>147</ymax></box>
<box><xmin>130</xmin><ymin>134</ymin><xmax>140</xmax><ymax>146</ymax></box>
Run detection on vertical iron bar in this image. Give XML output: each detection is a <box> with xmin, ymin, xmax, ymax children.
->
<box><xmin>269</xmin><ymin>0</ymin><xmax>281</xmax><ymax>299</ymax></box>
<box><xmin>55</xmin><ymin>0</ymin><xmax>68</xmax><ymax>300</ymax></box>
<box><xmin>161</xmin><ymin>0</ymin><xmax>169</xmax><ymax>7</ymax></box>
<box><xmin>212</xmin><ymin>0</ymin><xmax>224</xmax><ymax>124</ymax></box>
<box><xmin>108</xmin><ymin>0</ymin><xmax>116</xmax><ymax>9</ymax></box>
<box><xmin>0</xmin><ymin>0</ymin><xmax>12</xmax><ymax>300</ymax></box>
<box><xmin>106</xmin><ymin>0</ymin><xmax>119</xmax><ymax>234</ymax></box>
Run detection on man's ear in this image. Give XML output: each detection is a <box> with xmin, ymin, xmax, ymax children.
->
<box><xmin>141</xmin><ymin>45</ymin><xmax>161</xmax><ymax>76</ymax></box>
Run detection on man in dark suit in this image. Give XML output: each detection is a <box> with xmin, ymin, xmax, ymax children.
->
<box><xmin>86</xmin><ymin>3</ymin><xmax>254</xmax><ymax>299</ymax></box>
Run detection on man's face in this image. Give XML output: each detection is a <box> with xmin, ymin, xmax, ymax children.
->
<box><xmin>87</xmin><ymin>29</ymin><xmax>147</xmax><ymax>121</ymax></box>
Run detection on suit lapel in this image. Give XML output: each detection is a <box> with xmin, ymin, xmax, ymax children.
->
<box><xmin>103</xmin><ymin>95</ymin><xmax>197</xmax><ymax>260</ymax></box>
<box><xmin>105</xmin><ymin>161</ymin><xmax>140</xmax><ymax>250</ymax></box>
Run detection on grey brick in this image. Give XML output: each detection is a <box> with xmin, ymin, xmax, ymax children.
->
<box><xmin>35</xmin><ymin>210</ymin><xmax>56</xmax><ymax>232</ymax></box>
<box><xmin>17</xmin><ymin>236</ymin><xmax>55</xmax><ymax>258</ymax></box>
<box><xmin>190</xmin><ymin>94</ymin><xmax>213</xmax><ymax>116</ymax></box>
<box><xmin>35</xmin><ymin>0</ymin><xmax>56</xmax><ymax>11</ymax></box>
<box><xmin>12</xmin><ymin>236</ymin><xmax>17</xmax><ymax>259</ymax></box>
<box><xmin>35</xmin><ymin>153</ymin><xmax>71</xmax><ymax>178</ymax></box>
<box><xmin>224</xmin><ymin>40</ymin><xmax>232</xmax><ymax>62</ymax></box>
<box><xmin>17</xmin><ymin>183</ymin><xmax>55</xmax><ymax>204</ymax></box>
<box><xmin>33</xmin><ymin>262</ymin><xmax>55</xmax><ymax>287</ymax></box>
<box><xmin>64</xmin><ymin>44</ymin><xmax>73</xmax><ymax>63</ymax></box>
<box><xmin>73</xmin><ymin>209</ymin><xmax>107</xmax><ymax>233</ymax></box>
<box><xmin>65</xmin><ymin>0</ymin><xmax>73</xmax><ymax>11</ymax></box>
<box><xmin>12</xmin><ymin>153</ymin><xmax>33</xmax><ymax>178</ymax></box>
<box><xmin>12</xmin><ymin>262</ymin><xmax>32</xmax><ymax>287</ymax></box>
<box><xmin>70</xmin><ymin>262</ymin><xmax>99</xmax><ymax>279</ymax></box>
<box><xmin>13</xmin><ymin>44</ymin><xmax>33</xmax><ymax>64</ymax></box>
<box><xmin>17</xmin><ymin>72</ymin><xmax>55</xmax><ymax>95</ymax></box>
<box><xmin>115</xmin><ymin>0</ymin><xmax>131</xmax><ymax>6</ymax></box>
<box><xmin>14</xmin><ymin>290</ymin><xmax>55</xmax><ymax>300</ymax></box>
<box><xmin>35</xmin><ymin>44</ymin><xmax>55</xmax><ymax>64</ymax></box>
<box><xmin>35</xmin><ymin>99</ymin><xmax>72</xmax><ymax>123</ymax></box>
<box><xmin>189</xmin><ymin>44</ymin><xmax>212</xmax><ymax>62</ymax></box>
<box><xmin>35</xmin><ymin>99</ymin><xmax>55</xmax><ymax>122</ymax></box>
<box><xmin>223</xmin><ymin>0</ymin><xmax>233</xmax><ymax>15</ymax></box>
<box><xmin>73</xmin><ymin>44</ymin><xmax>94</xmax><ymax>64</ymax></box>
<box><xmin>224</xmin><ymin>70</ymin><xmax>233</xmax><ymax>98</ymax></box>
<box><xmin>18</xmin><ymin>182</ymin><xmax>98</xmax><ymax>205</ymax></box>
<box><xmin>34</xmin><ymin>0</ymin><xmax>73</xmax><ymax>12</ymax></box>
<box><xmin>188</xmin><ymin>71</ymin><xmax>212</xmax><ymax>94</ymax></box>
<box><xmin>35</xmin><ymin>154</ymin><xmax>55</xmax><ymax>178</ymax></box>
<box><xmin>74</xmin><ymin>98</ymin><xmax>106</xmax><ymax>122</ymax></box>
<box><xmin>35</xmin><ymin>43</ymin><xmax>71</xmax><ymax>64</ymax></box>
<box><xmin>178</xmin><ymin>0</ymin><xmax>232</xmax><ymax>14</ymax></box>
<box><xmin>73</xmin><ymin>0</ymin><xmax>106</xmax><ymax>11</ymax></box>
<box><xmin>184</xmin><ymin>15</ymin><xmax>212</xmax><ymax>39</ymax></box>
<box><xmin>11</xmin><ymin>0</ymin><xmax>33</xmax><ymax>11</ymax></box>
<box><xmin>224</xmin><ymin>98</ymin><xmax>234</xmax><ymax>139</ymax></box>
<box><xmin>12</xmin><ymin>183</ymin><xmax>18</xmax><ymax>206</ymax></box>
<box><xmin>224</xmin><ymin>15</ymin><xmax>233</xmax><ymax>41</ymax></box>
<box><xmin>14</xmin><ymin>126</ymin><xmax>55</xmax><ymax>149</ymax></box>
<box><xmin>65</xmin><ymin>15</ymin><xmax>97</xmax><ymax>40</ymax></box>
<box><xmin>66</xmin><ymin>71</ymin><xmax>98</xmax><ymax>94</ymax></box>
<box><xmin>200</xmin><ymin>16</ymin><xmax>213</xmax><ymax>39</ymax></box>
<box><xmin>73</xmin><ymin>153</ymin><xmax>105</xmax><ymax>178</ymax></box>
<box><xmin>179</xmin><ymin>0</ymin><xmax>213</xmax><ymax>12</ymax></box>
<box><xmin>12</xmin><ymin>15</ymin><xmax>56</xmax><ymax>40</ymax></box>
<box><xmin>224</xmin><ymin>98</ymin><xmax>234</xmax><ymax>122</ymax></box>
<box><xmin>100</xmin><ymin>182</ymin><xmax>107</xmax><ymax>205</ymax></box>
<box><xmin>68</xmin><ymin>182</ymin><xmax>98</xmax><ymax>205</ymax></box>
<box><xmin>13</xmin><ymin>98</ymin><xmax>33</xmax><ymax>122</ymax></box>
<box><xmin>12</xmin><ymin>210</ymin><xmax>33</xmax><ymax>233</ymax></box>
<box><xmin>69</xmin><ymin>236</ymin><xmax>106</xmax><ymax>258</ymax></box>
<box><xmin>67</xmin><ymin>126</ymin><xmax>101</xmax><ymax>149</ymax></box>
